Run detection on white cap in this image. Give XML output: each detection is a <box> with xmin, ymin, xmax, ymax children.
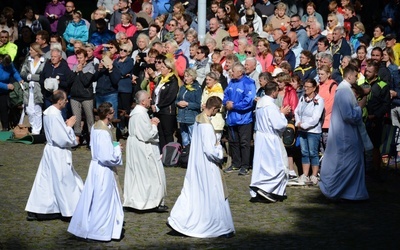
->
<box><xmin>272</xmin><ymin>67</ymin><xmax>283</xmax><ymax>77</ymax></box>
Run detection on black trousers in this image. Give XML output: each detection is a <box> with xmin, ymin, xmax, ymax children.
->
<box><xmin>156</xmin><ymin>113</ymin><xmax>177</xmax><ymax>152</ymax></box>
<box><xmin>0</xmin><ymin>93</ymin><xmax>9</xmax><ymax>130</ymax></box>
<box><xmin>228</xmin><ymin>123</ymin><xmax>253</xmax><ymax>168</ymax></box>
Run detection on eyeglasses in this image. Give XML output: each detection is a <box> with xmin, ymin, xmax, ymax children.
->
<box><xmin>169</xmin><ymin>24</ymin><xmax>175</xmax><ymax>26</ymax></box>
<box><xmin>155</xmin><ymin>60</ymin><xmax>163</xmax><ymax>64</ymax></box>
<box><xmin>196</xmin><ymin>51</ymin><xmax>203</xmax><ymax>54</ymax></box>
<box><xmin>245</xmin><ymin>51</ymin><xmax>252</xmax><ymax>55</ymax></box>
<box><xmin>327</xmin><ymin>20</ymin><xmax>334</xmax><ymax>22</ymax></box>
<box><xmin>290</xmin><ymin>20</ymin><xmax>299</xmax><ymax>23</ymax></box>
<box><xmin>120</xmin><ymin>49</ymin><xmax>129</xmax><ymax>53</ymax></box>
<box><xmin>304</xmin><ymin>85</ymin><xmax>314</xmax><ymax>89</ymax></box>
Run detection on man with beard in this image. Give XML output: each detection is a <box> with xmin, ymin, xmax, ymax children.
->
<box><xmin>363</xmin><ymin>60</ymin><xmax>390</xmax><ymax>174</ymax></box>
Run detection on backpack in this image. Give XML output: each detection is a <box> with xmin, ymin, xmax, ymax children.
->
<box><xmin>162</xmin><ymin>142</ymin><xmax>182</xmax><ymax>167</ymax></box>
<box><xmin>282</xmin><ymin>120</ymin><xmax>296</xmax><ymax>147</ymax></box>
<box><xmin>9</xmin><ymin>82</ymin><xmax>24</xmax><ymax>108</ymax></box>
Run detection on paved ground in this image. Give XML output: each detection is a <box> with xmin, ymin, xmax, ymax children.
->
<box><xmin>1</xmin><ymin>141</ymin><xmax>400</xmax><ymax>249</ymax></box>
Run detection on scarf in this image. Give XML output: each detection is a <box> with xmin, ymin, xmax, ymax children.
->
<box><xmin>159</xmin><ymin>72</ymin><xmax>174</xmax><ymax>86</ymax></box>
<box><xmin>185</xmin><ymin>82</ymin><xmax>197</xmax><ymax>91</ymax></box>
<box><xmin>294</xmin><ymin>64</ymin><xmax>313</xmax><ymax>75</ymax></box>
<box><xmin>194</xmin><ymin>58</ymin><xmax>209</xmax><ymax>69</ymax></box>
<box><xmin>206</xmin><ymin>83</ymin><xmax>223</xmax><ymax>94</ymax></box>
<box><xmin>371</xmin><ymin>36</ymin><xmax>385</xmax><ymax>46</ymax></box>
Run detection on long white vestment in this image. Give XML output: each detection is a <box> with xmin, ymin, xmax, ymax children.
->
<box><xmin>320</xmin><ymin>80</ymin><xmax>369</xmax><ymax>200</ymax></box>
<box><xmin>68</xmin><ymin>121</ymin><xmax>124</xmax><ymax>241</ymax></box>
<box><xmin>250</xmin><ymin>95</ymin><xmax>288</xmax><ymax>199</ymax></box>
<box><xmin>25</xmin><ymin>105</ymin><xmax>83</xmax><ymax>216</ymax></box>
<box><xmin>168</xmin><ymin>112</ymin><xmax>235</xmax><ymax>238</ymax></box>
<box><xmin>123</xmin><ymin>105</ymin><xmax>167</xmax><ymax>209</ymax></box>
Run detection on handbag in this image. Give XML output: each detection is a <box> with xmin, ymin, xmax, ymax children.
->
<box><xmin>282</xmin><ymin>120</ymin><xmax>296</xmax><ymax>147</ymax></box>
<box><xmin>13</xmin><ymin>124</ymin><xmax>30</xmax><ymax>139</ymax></box>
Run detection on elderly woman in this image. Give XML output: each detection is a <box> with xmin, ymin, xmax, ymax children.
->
<box><xmin>321</xmin><ymin>13</ymin><xmax>339</xmax><ymax>41</ymax></box>
<box><xmin>255</xmin><ymin>72</ymin><xmax>274</xmax><ymax>101</ymax></box>
<box><xmin>294</xmin><ymin>79</ymin><xmax>325</xmax><ymax>186</ymax></box>
<box><xmin>19</xmin><ymin>43</ymin><xmax>46</xmax><ymax>134</ymax></box>
<box><xmin>151</xmin><ymin>57</ymin><xmax>179</xmax><ymax>151</ymax></box>
<box><xmin>201</xmin><ymin>71</ymin><xmax>224</xmax><ymax>139</ymax></box>
<box><xmin>176</xmin><ymin>68</ymin><xmax>202</xmax><ymax>148</ymax></box>
<box><xmin>164</xmin><ymin>40</ymin><xmax>188</xmax><ymax>80</ymax></box>
<box><xmin>63</xmin><ymin>11</ymin><xmax>88</xmax><ymax>56</ymax></box>
<box><xmin>301</xmin><ymin>2</ymin><xmax>324</xmax><ymax>29</ymax></box>
<box><xmin>114</xmin><ymin>13</ymin><xmax>137</xmax><ymax>38</ymax></box>
<box><xmin>131</xmin><ymin>33</ymin><xmax>150</xmax><ymax>93</ymax></box>
<box><xmin>110</xmin><ymin>43</ymin><xmax>134</xmax><ymax>133</ymax></box>
<box><xmin>70</xmin><ymin>49</ymin><xmax>95</xmax><ymax>143</ymax></box>
<box><xmin>293</xmin><ymin>50</ymin><xmax>316</xmax><ymax>82</ymax></box>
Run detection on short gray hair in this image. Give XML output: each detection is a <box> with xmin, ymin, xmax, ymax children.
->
<box><xmin>135</xmin><ymin>90</ymin><xmax>149</xmax><ymax>104</ymax></box>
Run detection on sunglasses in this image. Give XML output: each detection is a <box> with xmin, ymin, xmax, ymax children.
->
<box><xmin>155</xmin><ymin>60</ymin><xmax>163</xmax><ymax>64</ymax></box>
<box><xmin>120</xmin><ymin>49</ymin><xmax>129</xmax><ymax>53</ymax></box>
<box><xmin>245</xmin><ymin>51</ymin><xmax>253</xmax><ymax>55</ymax></box>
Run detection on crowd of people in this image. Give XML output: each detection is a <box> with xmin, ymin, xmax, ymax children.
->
<box><xmin>0</xmin><ymin>0</ymin><xmax>398</xmax><ymax>242</ymax></box>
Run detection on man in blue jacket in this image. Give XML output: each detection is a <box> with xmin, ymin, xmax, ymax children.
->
<box><xmin>223</xmin><ymin>62</ymin><xmax>256</xmax><ymax>176</ymax></box>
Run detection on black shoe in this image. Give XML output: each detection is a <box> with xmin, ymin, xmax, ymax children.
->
<box><xmin>26</xmin><ymin>212</ymin><xmax>38</xmax><ymax>221</ymax></box>
<box><xmin>154</xmin><ymin>205</ymin><xmax>169</xmax><ymax>212</ymax></box>
<box><xmin>223</xmin><ymin>165</ymin><xmax>239</xmax><ymax>173</ymax></box>
<box><xmin>238</xmin><ymin>167</ymin><xmax>249</xmax><ymax>176</ymax></box>
<box><xmin>249</xmin><ymin>196</ymin><xmax>260</xmax><ymax>203</ymax></box>
<box><xmin>219</xmin><ymin>231</ymin><xmax>235</xmax><ymax>238</ymax></box>
<box><xmin>257</xmin><ymin>189</ymin><xmax>277</xmax><ymax>203</ymax></box>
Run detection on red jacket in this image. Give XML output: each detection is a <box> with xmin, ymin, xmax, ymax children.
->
<box><xmin>114</xmin><ymin>23</ymin><xmax>137</xmax><ymax>38</ymax></box>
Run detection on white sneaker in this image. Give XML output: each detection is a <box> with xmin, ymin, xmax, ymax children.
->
<box><xmin>310</xmin><ymin>175</ymin><xmax>319</xmax><ymax>185</ymax></box>
<box><xmin>288</xmin><ymin>170</ymin><xmax>298</xmax><ymax>180</ymax></box>
<box><xmin>298</xmin><ymin>174</ymin><xmax>309</xmax><ymax>185</ymax></box>
<box><xmin>287</xmin><ymin>174</ymin><xmax>308</xmax><ymax>186</ymax></box>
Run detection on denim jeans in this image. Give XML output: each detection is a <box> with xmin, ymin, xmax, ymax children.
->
<box><xmin>96</xmin><ymin>93</ymin><xmax>118</xmax><ymax>119</ymax></box>
<box><xmin>299</xmin><ymin>131</ymin><xmax>321</xmax><ymax>166</ymax></box>
<box><xmin>180</xmin><ymin>123</ymin><xmax>194</xmax><ymax>147</ymax></box>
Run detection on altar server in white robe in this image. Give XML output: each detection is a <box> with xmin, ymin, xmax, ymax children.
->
<box><xmin>168</xmin><ymin>96</ymin><xmax>235</xmax><ymax>238</ymax></box>
<box><xmin>320</xmin><ymin>65</ymin><xmax>369</xmax><ymax>201</ymax></box>
<box><xmin>25</xmin><ymin>90</ymin><xmax>83</xmax><ymax>221</ymax></box>
<box><xmin>68</xmin><ymin>102</ymin><xmax>124</xmax><ymax>241</ymax></box>
<box><xmin>250</xmin><ymin>82</ymin><xmax>290</xmax><ymax>203</ymax></box>
<box><xmin>123</xmin><ymin>90</ymin><xmax>168</xmax><ymax>211</ymax></box>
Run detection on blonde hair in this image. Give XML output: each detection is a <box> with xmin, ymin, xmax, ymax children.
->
<box><xmin>91</xmin><ymin>7</ymin><xmax>107</xmax><ymax>20</ymax></box>
<box><xmin>120</xmin><ymin>43</ymin><xmax>132</xmax><ymax>53</ymax></box>
<box><xmin>30</xmin><ymin>42</ymin><xmax>44</xmax><ymax>56</ymax></box>
<box><xmin>354</xmin><ymin>21</ymin><xmax>365</xmax><ymax>33</ymax></box>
